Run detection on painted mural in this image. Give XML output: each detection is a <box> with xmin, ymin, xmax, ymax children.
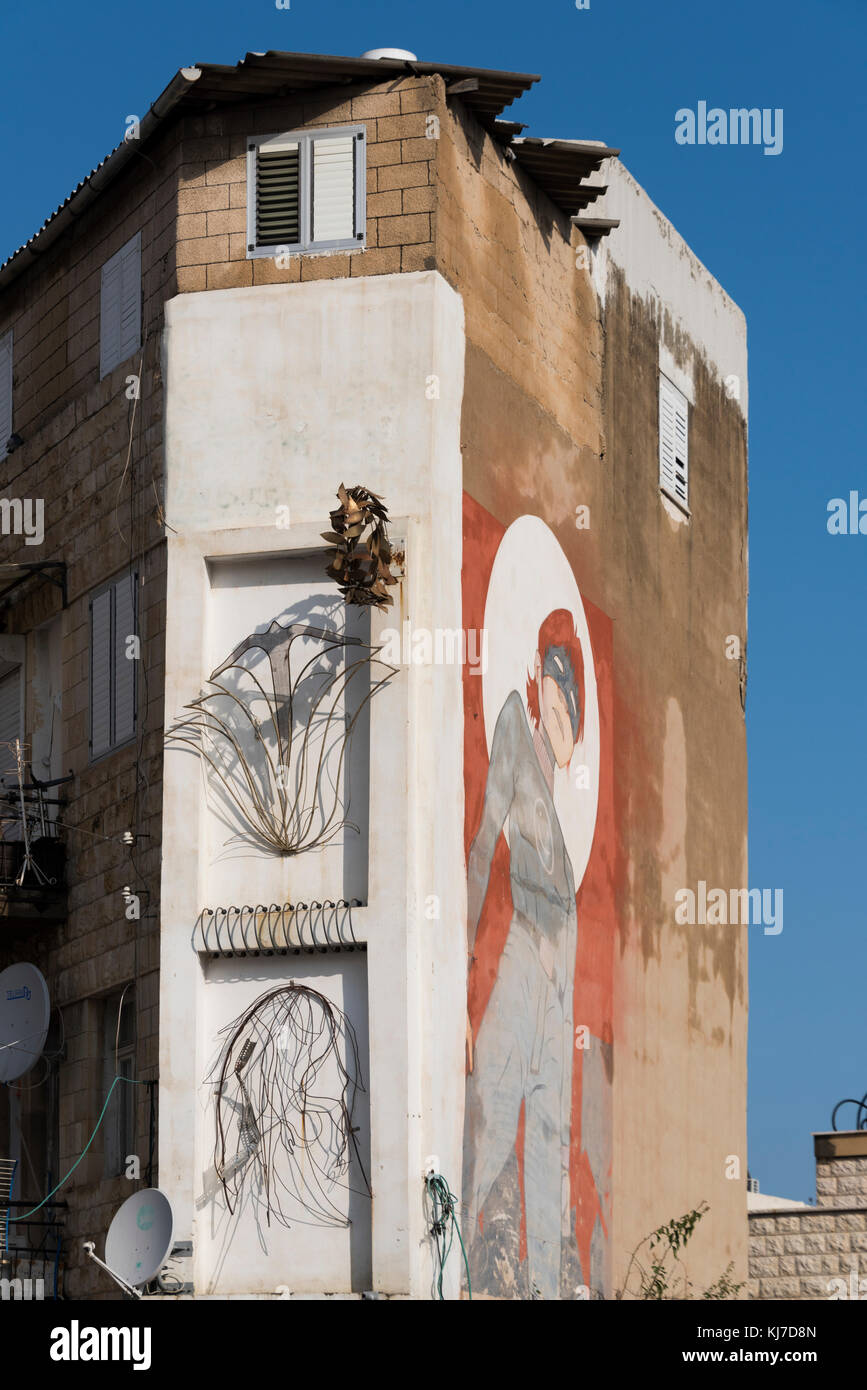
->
<box><xmin>462</xmin><ymin>501</ymin><xmax>615</xmax><ymax>1300</ymax></box>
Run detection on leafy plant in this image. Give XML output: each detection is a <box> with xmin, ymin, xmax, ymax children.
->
<box><xmin>702</xmin><ymin>1262</ymin><xmax>744</xmax><ymax>1301</ymax></box>
<box><xmin>616</xmin><ymin>1202</ymin><xmax>744</xmax><ymax>1301</ymax></box>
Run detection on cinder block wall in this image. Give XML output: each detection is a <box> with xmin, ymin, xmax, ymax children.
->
<box><xmin>173</xmin><ymin>75</ymin><xmax>441</xmax><ymax>292</ymax></box>
<box><xmin>0</xmin><ymin>124</ymin><xmax>178</xmax><ymax>1298</ymax></box>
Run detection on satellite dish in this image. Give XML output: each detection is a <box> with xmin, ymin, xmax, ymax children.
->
<box><xmin>105</xmin><ymin>1188</ymin><xmax>174</xmax><ymax>1288</ymax></box>
<box><xmin>0</xmin><ymin>963</ymin><xmax>50</xmax><ymax>1084</ymax></box>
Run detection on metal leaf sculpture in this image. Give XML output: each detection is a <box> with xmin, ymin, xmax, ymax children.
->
<box><xmin>322</xmin><ymin>484</ymin><xmax>398</xmax><ymax>609</ymax></box>
<box><xmin>167</xmin><ymin>620</ymin><xmax>395</xmax><ymax>857</ymax></box>
<box><xmin>206</xmin><ymin>983</ymin><xmax>370</xmax><ymax>1229</ymax></box>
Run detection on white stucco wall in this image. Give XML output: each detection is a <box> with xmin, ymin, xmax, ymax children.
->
<box><xmin>159</xmin><ymin>272</ymin><xmax>467</xmax><ymax>1297</ymax></box>
<box><xmin>592</xmin><ymin>160</ymin><xmax>748</xmax><ymax>418</ymax></box>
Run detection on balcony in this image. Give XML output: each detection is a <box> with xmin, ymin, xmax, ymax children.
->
<box><xmin>0</xmin><ymin>769</ymin><xmax>70</xmax><ymax>928</ymax></box>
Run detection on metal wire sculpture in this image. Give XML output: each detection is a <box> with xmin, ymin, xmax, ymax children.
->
<box><xmin>194</xmin><ymin>899</ymin><xmax>363</xmax><ymax>957</ymax></box>
<box><xmin>206</xmin><ymin>984</ymin><xmax>370</xmax><ymax>1229</ymax></box>
<box><xmin>166</xmin><ymin>620</ymin><xmax>395</xmax><ymax>857</ymax></box>
<box><xmin>322</xmin><ymin>484</ymin><xmax>397</xmax><ymax>610</ymax></box>
<box><xmin>831</xmin><ymin>1093</ymin><xmax>867</xmax><ymax>1131</ymax></box>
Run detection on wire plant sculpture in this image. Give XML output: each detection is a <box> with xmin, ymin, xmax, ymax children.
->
<box><xmin>831</xmin><ymin>1093</ymin><xmax>867</xmax><ymax>1131</ymax></box>
<box><xmin>206</xmin><ymin>984</ymin><xmax>370</xmax><ymax>1229</ymax></box>
<box><xmin>166</xmin><ymin>620</ymin><xmax>395</xmax><ymax>857</ymax></box>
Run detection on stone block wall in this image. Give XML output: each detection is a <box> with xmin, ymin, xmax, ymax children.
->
<box><xmin>748</xmin><ymin>1135</ymin><xmax>867</xmax><ymax>1299</ymax></box>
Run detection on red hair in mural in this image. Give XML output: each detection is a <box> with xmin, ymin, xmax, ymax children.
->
<box><xmin>525</xmin><ymin>608</ymin><xmax>586</xmax><ymax>744</ymax></box>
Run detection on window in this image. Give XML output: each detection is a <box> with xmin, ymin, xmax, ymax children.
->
<box><xmin>99</xmin><ymin>232</ymin><xmax>141</xmax><ymax>379</ymax></box>
<box><xmin>246</xmin><ymin>126</ymin><xmax>366</xmax><ymax>258</ymax></box>
<box><xmin>0</xmin><ymin>329</ymin><xmax>12</xmax><ymax>459</ymax></box>
<box><xmin>659</xmin><ymin>374</ymin><xmax>689</xmax><ymax>510</ymax></box>
<box><xmin>103</xmin><ymin>988</ymin><xmax>136</xmax><ymax>1178</ymax></box>
<box><xmin>90</xmin><ymin>570</ymin><xmax>137</xmax><ymax>760</ymax></box>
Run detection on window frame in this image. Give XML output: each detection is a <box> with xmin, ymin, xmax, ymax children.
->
<box><xmin>658</xmin><ymin>372</ymin><xmax>690</xmax><ymax>514</ymax></box>
<box><xmin>88</xmin><ymin>568</ymin><xmax>139</xmax><ymax>763</ymax></box>
<box><xmin>246</xmin><ymin>124</ymin><xmax>367</xmax><ymax>259</ymax></box>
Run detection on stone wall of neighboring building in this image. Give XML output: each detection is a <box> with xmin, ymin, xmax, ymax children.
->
<box><xmin>749</xmin><ymin>1133</ymin><xmax>867</xmax><ymax>1299</ymax></box>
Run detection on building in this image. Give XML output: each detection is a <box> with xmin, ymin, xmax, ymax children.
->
<box><xmin>748</xmin><ymin>1129</ymin><xmax>867</xmax><ymax>1300</ymax></box>
<box><xmin>0</xmin><ymin>47</ymin><xmax>748</xmax><ymax>1300</ymax></box>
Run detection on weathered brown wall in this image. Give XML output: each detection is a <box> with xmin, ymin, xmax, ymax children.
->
<box><xmin>436</xmin><ymin>90</ymin><xmax>748</xmax><ymax>1298</ymax></box>
<box><xmin>603</xmin><ymin>265</ymin><xmax>749</xmax><ymax>1296</ymax></box>
<box><xmin>0</xmin><ymin>131</ymin><xmax>176</xmax><ymax>1297</ymax></box>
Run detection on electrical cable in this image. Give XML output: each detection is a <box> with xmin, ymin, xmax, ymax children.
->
<box><xmin>425</xmin><ymin>1172</ymin><xmax>471</xmax><ymax>1301</ymax></box>
<box><xmin>7</xmin><ymin>1074</ymin><xmax>146</xmax><ymax>1223</ymax></box>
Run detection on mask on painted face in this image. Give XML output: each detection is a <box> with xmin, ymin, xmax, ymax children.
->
<box><xmin>540</xmin><ymin>676</ymin><xmax>576</xmax><ymax>769</ymax></box>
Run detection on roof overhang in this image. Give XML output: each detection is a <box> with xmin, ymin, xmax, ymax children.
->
<box><xmin>510</xmin><ymin>138</ymin><xmax>621</xmax><ymax>217</ymax></box>
<box><xmin>0</xmin><ymin>53</ymin><xmax>620</xmax><ymax>292</ymax></box>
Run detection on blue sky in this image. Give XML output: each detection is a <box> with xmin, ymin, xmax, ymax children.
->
<box><xmin>1</xmin><ymin>0</ymin><xmax>864</xmax><ymax>1205</ymax></box>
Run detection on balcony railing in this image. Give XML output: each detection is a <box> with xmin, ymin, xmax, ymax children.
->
<box><xmin>0</xmin><ymin>749</ymin><xmax>71</xmax><ymax>924</ymax></box>
<box><xmin>0</xmin><ymin>1206</ymin><xmax>65</xmax><ymax>1300</ymax></box>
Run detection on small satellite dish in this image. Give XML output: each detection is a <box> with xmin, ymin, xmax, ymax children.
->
<box><xmin>0</xmin><ymin>963</ymin><xmax>50</xmax><ymax>1084</ymax></box>
<box><xmin>105</xmin><ymin>1189</ymin><xmax>174</xmax><ymax>1288</ymax></box>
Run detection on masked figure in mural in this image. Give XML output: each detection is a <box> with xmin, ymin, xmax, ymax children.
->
<box><xmin>464</xmin><ymin>608</ymin><xmax>584</xmax><ymax>1300</ymax></box>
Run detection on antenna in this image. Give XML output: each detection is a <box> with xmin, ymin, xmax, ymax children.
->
<box><xmin>83</xmin><ymin>1189</ymin><xmax>174</xmax><ymax>1298</ymax></box>
<box><xmin>0</xmin><ymin>963</ymin><xmax>51</xmax><ymax>1084</ymax></box>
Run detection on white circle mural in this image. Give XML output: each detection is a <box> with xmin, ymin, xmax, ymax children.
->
<box><xmin>482</xmin><ymin>515</ymin><xmax>600</xmax><ymax>889</ymax></box>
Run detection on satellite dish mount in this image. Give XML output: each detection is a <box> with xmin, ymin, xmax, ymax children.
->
<box><xmin>83</xmin><ymin>1188</ymin><xmax>174</xmax><ymax>1299</ymax></box>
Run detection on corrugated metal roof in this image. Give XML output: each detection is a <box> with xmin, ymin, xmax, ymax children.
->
<box><xmin>0</xmin><ymin>52</ymin><xmax>619</xmax><ymax>291</ymax></box>
<box><xmin>186</xmin><ymin>50</ymin><xmax>540</xmax><ymax>124</ymax></box>
<box><xmin>511</xmin><ymin>138</ymin><xmax>621</xmax><ymax>217</ymax></box>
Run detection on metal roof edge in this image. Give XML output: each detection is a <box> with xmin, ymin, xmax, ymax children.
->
<box><xmin>0</xmin><ymin>66</ymin><xmax>203</xmax><ymax>292</ymax></box>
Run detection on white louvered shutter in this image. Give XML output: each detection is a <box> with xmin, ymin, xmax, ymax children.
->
<box><xmin>100</xmin><ymin>233</ymin><xmax>140</xmax><ymax>379</ymax></box>
<box><xmin>0</xmin><ymin>330</ymin><xmax>13</xmax><ymax>458</ymax></box>
<box><xmin>113</xmin><ymin>572</ymin><xmax>137</xmax><ymax>747</ymax></box>
<box><xmin>659</xmin><ymin>376</ymin><xmax>689</xmax><ymax>507</ymax></box>
<box><xmin>312</xmin><ymin>136</ymin><xmax>356</xmax><ymax>243</ymax></box>
<box><xmin>118</xmin><ymin>233</ymin><xmax>142</xmax><ymax>367</ymax></box>
<box><xmin>91</xmin><ymin>589</ymin><xmax>112</xmax><ymax>758</ymax></box>
<box><xmin>0</xmin><ymin>669</ymin><xmax>21</xmax><ymax>756</ymax></box>
<box><xmin>256</xmin><ymin>138</ymin><xmax>301</xmax><ymax>247</ymax></box>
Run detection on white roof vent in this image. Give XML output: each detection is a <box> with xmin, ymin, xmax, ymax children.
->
<box><xmin>361</xmin><ymin>48</ymin><xmax>418</xmax><ymax>62</ymax></box>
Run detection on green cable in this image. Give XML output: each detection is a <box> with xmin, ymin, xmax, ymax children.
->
<box><xmin>426</xmin><ymin>1172</ymin><xmax>472</xmax><ymax>1301</ymax></box>
<box><xmin>8</xmin><ymin>1074</ymin><xmax>146</xmax><ymax>1223</ymax></box>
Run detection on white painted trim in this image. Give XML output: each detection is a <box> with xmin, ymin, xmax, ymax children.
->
<box><xmin>246</xmin><ymin>124</ymin><xmax>367</xmax><ymax>258</ymax></box>
<box><xmin>592</xmin><ymin>160</ymin><xmax>748</xmax><ymax>419</ymax></box>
